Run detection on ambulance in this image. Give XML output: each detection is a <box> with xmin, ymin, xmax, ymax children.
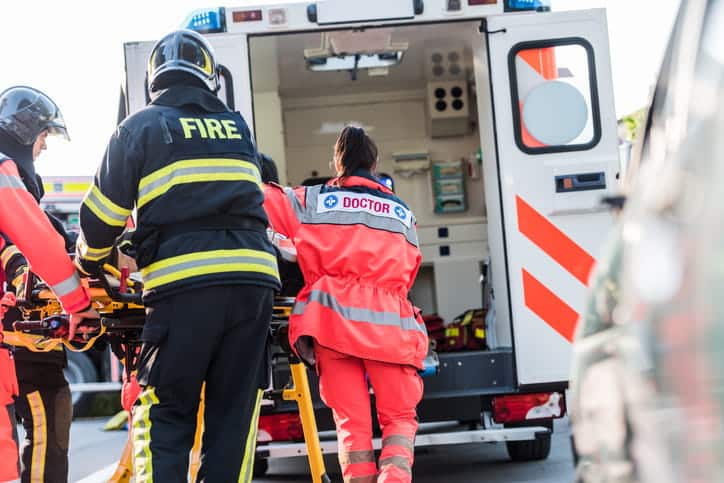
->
<box><xmin>120</xmin><ymin>0</ymin><xmax>620</xmax><ymax>473</ymax></box>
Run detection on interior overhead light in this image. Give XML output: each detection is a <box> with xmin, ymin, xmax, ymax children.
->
<box><xmin>304</xmin><ymin>30</ymin><xmax>408</xmax><ymax>77</ymax></box>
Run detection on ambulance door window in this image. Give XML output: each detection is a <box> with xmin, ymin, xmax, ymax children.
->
<box><xmin>509</xmin><ymin>39</ymin><xmax>601</xmax><ymax>154</ymax></box>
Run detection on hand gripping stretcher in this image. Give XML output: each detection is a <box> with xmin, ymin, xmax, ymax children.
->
<box><xmin>2</xmin><ymin>260</ymin><xmax>331</xmax><ymax>483</ymax></box>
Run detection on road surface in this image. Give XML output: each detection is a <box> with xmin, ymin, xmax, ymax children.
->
<box><xmin>59</xmin><ymin>418</ymin><xmax>574</xmax><ymax>482</ymax></box>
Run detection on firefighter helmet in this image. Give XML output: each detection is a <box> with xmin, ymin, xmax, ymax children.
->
<box><xmin>0</xmin><ymin>86</ymin><xmax>69</xmax><ymax>145</ymax></box>
<box><xmin>147</xmin><ymin>29</ymin><xmax>220</xmax><ymax>94</ymax></box>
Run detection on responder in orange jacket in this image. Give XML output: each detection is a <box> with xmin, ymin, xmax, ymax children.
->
<box><xmin>264</xmin><ymin>126</ymin><xmax>428</xmax><ymax>483</ymax></box>
<box><xmin>0</xmin><ymin>86</ymin><xmax>96</xmax><ymax>483</ymax></box>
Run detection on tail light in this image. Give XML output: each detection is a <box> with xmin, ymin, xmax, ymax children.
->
<box><xmin>257</xmin><ymin>412</ymin><xmax>304</xmax><ymax>442</ymax></box>
<box><xmin>492</xmin><ymin>392</ymin><xmax>565</xmax><ymax>424</ymax></box>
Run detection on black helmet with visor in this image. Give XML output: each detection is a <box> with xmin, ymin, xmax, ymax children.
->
<box><xmin>147</xmin><ymin>29</ymin><xmax>219</xmax><ymax>94</ymax></box>
<box><xmin>0</xmin><ymin>86</ymin><xmax>69</xmax><ymax>145</ymax></box>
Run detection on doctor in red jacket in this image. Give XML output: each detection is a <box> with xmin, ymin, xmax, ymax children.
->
<box><xmin>264</xmin><ymin>126</ymin><xmax>428</xmax><ymax>483</ymax></box>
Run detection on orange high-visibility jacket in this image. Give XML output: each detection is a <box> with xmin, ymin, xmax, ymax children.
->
<box><xmin>264</xmin><ymin>174</ymin><xmax>428</xmax><ymax>369</ymax></box>
<box><xmin>0</xmin><ymin>157</ymin><xmax>89</xmax><ymax>313</ymax></box>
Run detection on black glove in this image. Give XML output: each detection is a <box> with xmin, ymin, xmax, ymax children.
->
<box><xmin>74</xmin><ymin>257</ymin><xmax>103</xmax><ymax>278</ymax></box>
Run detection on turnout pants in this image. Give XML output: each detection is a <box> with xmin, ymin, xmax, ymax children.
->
<box><xmin>14</xmin><ymin>363</ymin><xmax>73</xmax><ymax>483</ymax></box>
<box><xmin>133</xmin><ymin>285</ymin><xmax>273</xmax><ymax>483</ymax></box>
<box><xmin>316</xmin><ymin>345</ymin><xmax>424</xmax><ymax>483</ymax></box>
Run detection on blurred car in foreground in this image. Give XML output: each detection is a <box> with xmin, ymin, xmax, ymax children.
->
<box><xmin>569</xmin><ymin>1</ymin><xmax>724</xmax><ymax>482</ymax></box>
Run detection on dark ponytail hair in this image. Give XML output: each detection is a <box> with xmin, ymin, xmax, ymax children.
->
<box><xmin>333</xmin><ymin>126</ymin><xmax>378</xmax><ymax>182</ymax></box>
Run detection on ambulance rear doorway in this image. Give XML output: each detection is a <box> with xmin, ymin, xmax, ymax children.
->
<box><xmin>248</xmin><ymin>21</ymin><xmax>519</xmax><ymax>416</ymax></box>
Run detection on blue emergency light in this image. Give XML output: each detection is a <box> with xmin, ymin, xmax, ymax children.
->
<box><xmin>182</xmin><ymin>7</ymin><xmax>226</xmax><ymax>34</ymax></box>
<box><xmin>505</xmin><ymin>0</ymin><xmax>550</xmax><ymax>11</ymax></box>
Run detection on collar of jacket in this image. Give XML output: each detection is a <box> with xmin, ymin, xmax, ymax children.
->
<box><xmin>150</xmin><ymin>85</ymin><xmax>229</xmax><ymax>113</ymax></box>
<box><xmin>0</xmin><ymin>131</ymin><xmax>41</xmax><ymax>201</ymax></box>
<box><xmin>329</xmin><ymin>172</ymin><xmax>393</xmax><ymax>195</ymax></box>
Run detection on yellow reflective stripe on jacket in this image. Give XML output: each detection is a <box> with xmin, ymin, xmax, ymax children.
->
<box><xmin>137</xmin><ymin>158</ymin><xmax>261</xmax><ymax>209</ymax></box>
<box><xmin>141</xmin><ymin>249</ymin><xmax>279</xmax><ymax>290</ymax></box>
<box><xmin>76</xmin><ymin>234</ymin><xmax>113</xmax><ymax>262</ymax></box>
<box><xmin>83</xmin><ymin>185</ymin><xmax>132</xmax><ymax>227</ymax></box>
<box><xmin>0</xmin><ymin>244</ymin><xmax>21</xmax><ymax>269</ymax></box>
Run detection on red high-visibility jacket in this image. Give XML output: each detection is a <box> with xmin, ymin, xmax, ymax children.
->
<box><xmin>0</xmin><ymin>157</ymin><xmax>89</xmax><ymax>314</ymax></box>
<box><xmin>264</xmin><ymin>174</ymin><xmax>428</xmax><ymax>369</ymax></box>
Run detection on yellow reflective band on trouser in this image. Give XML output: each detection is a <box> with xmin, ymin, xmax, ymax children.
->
<box><xmin>0</xmin><ymin>244</ymin><xmax>20</xmax><ymax>269</ymax></box>
<box><xmin>141</xmin><ymin>249</ymin><xmax>280</xmax><ymax>290</ymax></box>
<box><xmin>133</xmin><ymin>387</ymin><xmax>160</xmax><ymax>483</ymax></box>
<box><xmin>76</xmin><ymin>234</ymin><xmax>113</xmax><ymax>262</ymax></box>
<box><xmin>238</xmin><ymin>390</ymin><xmax>263</xmax><ymax>483</ymax></box>
<box><xmin>27</xmin><ymin>391</ymin><xmax>48</xmax><ymax>482</ymax></box>
<box><xmin>83</xmin><ymin>185</ymin><xmax>132</xmax><ymax>227</ymax></box>
<box><xmin>136</xmin><ymin>158</ymin><xmax>261</xmax><ymax>209</ymax></box>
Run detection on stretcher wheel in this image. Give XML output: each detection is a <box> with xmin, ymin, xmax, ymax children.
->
<box><xmin>253</xmin><ymin>456</ymin><xmax>269</xmax><ymax>478</ymax></box>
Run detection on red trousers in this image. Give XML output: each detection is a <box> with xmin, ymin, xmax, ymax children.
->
<box><xmin>316</xmin><ymin>345</ymin><xmax>423</xmax><ymax>483</ymax></box>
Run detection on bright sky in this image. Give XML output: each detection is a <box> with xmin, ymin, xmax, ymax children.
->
<box><xmin>0</xmin><ymin>0</ymin><xmax>679</xmax><ymax>176</ymax></box>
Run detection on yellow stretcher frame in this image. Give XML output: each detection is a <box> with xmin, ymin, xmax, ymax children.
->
<box><xmin>7</xmin><ymin>265</ymin><xmax>328</xmax><ymax>482</ymax></box>
<box><xmin>108</xmin><ymin>361</ymin><xmax>328</xmax><ymax>483</ymax></box>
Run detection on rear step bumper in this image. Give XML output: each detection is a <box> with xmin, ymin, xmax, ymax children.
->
<box><xmin>257</xmin><ymin>424</ymin><xmax>551</xmax><ymax>459</ymax></box>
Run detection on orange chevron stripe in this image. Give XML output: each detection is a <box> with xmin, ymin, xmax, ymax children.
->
<box><xmin>517</xmin><ymin>48</ymin><xmax>558</xmax><ymax>80</ymax></box>
<box><xmin>516</xmin><ymin>195</ymin><xmax>596</xmax><ymax>285</ymax></box>
<box><xmin>522</xmin><ymin>269</ymin><xmax>579</xmax><ymax>342</ymax></box>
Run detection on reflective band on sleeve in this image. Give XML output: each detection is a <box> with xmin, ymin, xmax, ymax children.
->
<box><xmin>0</xmin><ymin>245</ymin><xmax>21</xmax><ymax>268</ymax></box>
<box><xmin>379</xmin><ymin>455</ymin><xmax>412</xmax><ymax>474</ymax></box>
<box><xmin>293</xmin><ymin>290</ymin><xmax>427</xmax><ymax>334</ymax></box>
<box><xmin>137</xmin><ymin>158</ymin><xmax>261</xmax><ymax>209</ymax></box>
<box><xmin>76</xmin><ymin>234</ymin><xmax>113</xmax><ymax>262</ymax></box>
<box><xmin>83</xmin><ymin>185</ymin><xmax>132</xmax><ymax>227</ymax></box>
<box><xmin>284</xmin><ymin>187</ymin><xmax>306</xmax><ymax>220</ymax></box>
<box><xmin>141</xmin><ymin>249</ymin><xmax>279</xmax><ymax>290</ymax></box>
<box><xmin>51</xmin><ymin>273</ymin><xmax>82</xmax><ymax>297</ymax></box>
<box><xmin>0</xmin><ymin>173</ymin><xmax>25</xmax><ymax>190</ymax></box>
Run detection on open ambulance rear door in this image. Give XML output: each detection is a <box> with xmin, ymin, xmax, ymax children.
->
<box><xmin>123</xmin><ymin>35</ymin><xmax>254</xmax><ymax>131</ymax></box>
<box><xmin>479</xmin><ymin>8</ymin><xmax>619</xmax><ymax>387</ymax></box>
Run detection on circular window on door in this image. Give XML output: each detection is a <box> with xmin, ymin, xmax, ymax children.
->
<box><xmin>508</xmin><ymin>38</ymin><xmax>601</xmax><ymax>154</ymax></box>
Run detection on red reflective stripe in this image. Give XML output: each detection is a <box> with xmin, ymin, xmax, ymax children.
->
<box><xmin>516</xmin><ymin>196</ymin><xmax>595</xmax><ymax>285</ymax></box>
<box><xmin>522</xmin><ymin>269</ymin><xmax>578</xmax><ymax>342</ymax></box>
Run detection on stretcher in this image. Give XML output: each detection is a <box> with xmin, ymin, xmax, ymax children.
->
<box><xmin>3</xmin><ymin>264</ymin><xmax>329</xmax><ymax>483</ymax></box>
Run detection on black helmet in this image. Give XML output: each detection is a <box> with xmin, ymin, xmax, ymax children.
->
<box><xmin>147</xmin><ymin>29</ymin><xmax>219</xmax><ymax>94</ymax></box>
<box><xmin>0</xmin><ymin>86</ymin><xmax>69</xmax><ymax>145</ymax></box>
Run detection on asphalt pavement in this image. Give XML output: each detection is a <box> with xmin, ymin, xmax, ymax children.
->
<box><xmin>58</xmin><ymin>418</ymin><xmax>574</xmax><ymax>482</ymax></box>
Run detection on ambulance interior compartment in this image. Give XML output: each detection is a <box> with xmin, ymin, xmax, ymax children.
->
<box><xmin>249</xmin><ymin>21</ymin><xmax>512</xmax><ymax>353</ymax></box>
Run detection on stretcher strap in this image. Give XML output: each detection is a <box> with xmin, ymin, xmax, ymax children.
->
<box><xmin>2</xmin><ymin>326</ymin><xmax>107</xmax><ymax>353</ymax></box>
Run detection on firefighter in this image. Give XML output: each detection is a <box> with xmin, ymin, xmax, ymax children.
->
<box><xmin>263</xmin><ymin>126</ymin><xmax>428</xmax><ymax>483</ymax></box>
<box><xmin>74</xmin><ymin>29</ymin><xmax>279</xmax><ymax>482</ymax></box>
<box><xmin>0</xmin><ymin>86</ymin><xmax>96</xmax><ymax>482</ymax></box>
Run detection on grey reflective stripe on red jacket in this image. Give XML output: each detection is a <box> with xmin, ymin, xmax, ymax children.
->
<box><xmin>51</xmin><ymin>272</ymin><xmax>82</xmax><ymax>297</ymax></box>
<box><xmin>287</xmin><ymin>185</ymin><xmax>418</xmax><ymax>247</ymax></box>
<box><xmin>293</xmin><ymin>289</ymin><xmax>427</xmax><ymax>335</ymax></box>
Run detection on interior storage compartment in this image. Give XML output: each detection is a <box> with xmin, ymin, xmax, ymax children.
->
<box><xmin>249</xmin><ymin>21</ymin><xmax>511</xmax><ymax>345</ymax></box>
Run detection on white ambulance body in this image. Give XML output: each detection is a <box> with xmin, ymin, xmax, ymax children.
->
<box><xmin>121</xmin><ymin>0</ymin><xmax>619</xmax><ymax>466</ymax></box>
